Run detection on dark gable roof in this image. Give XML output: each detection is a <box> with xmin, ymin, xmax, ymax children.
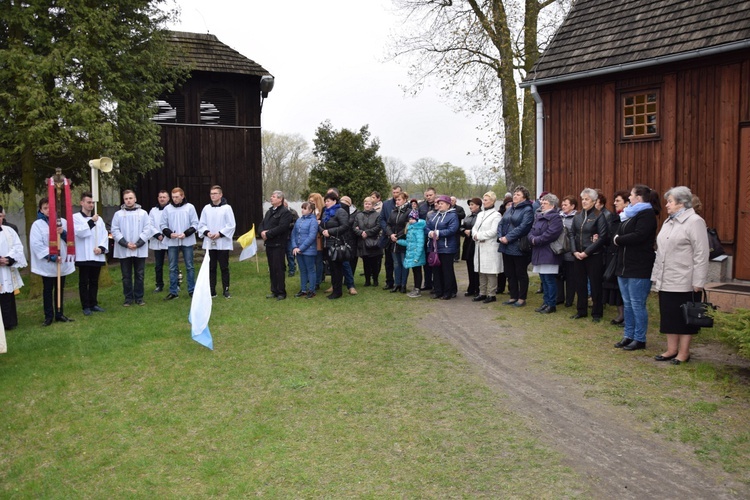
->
<box><xmin>166</xmin><ymin>31</ymin><xmax>270</xmax><ymax>77</ymax></box>
<box><xmin>523</xmin><ymin>0</ymin><xmax>750</xmax><ymax>86</ymax></box>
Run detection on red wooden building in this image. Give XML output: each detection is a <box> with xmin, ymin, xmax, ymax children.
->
<box><xmin>521</xmin><ymin>0</ymin><xmax>750</xmax><ymax>280</ymax></box>
<box><xmin>137</xmin><ymin>31</ymin><xmax>272</xmax><ymax>233</ymax></box>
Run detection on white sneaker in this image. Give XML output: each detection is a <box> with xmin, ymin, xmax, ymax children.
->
<box><xmin>407</xmin><ymin>288</ymin><xmax>421</xmax><ymax>298</ymax></box>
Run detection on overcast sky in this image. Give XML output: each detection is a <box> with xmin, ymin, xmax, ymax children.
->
<box><xmin>166</xmin><ymin>0</ymin><xmax>490</xmax><ymax>174</ymax></box>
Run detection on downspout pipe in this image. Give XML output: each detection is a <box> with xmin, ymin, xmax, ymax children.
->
<box><xmin>531</xmin><ymin>85</ymin><xmax>544</xmax><ymax>196</ymax></box>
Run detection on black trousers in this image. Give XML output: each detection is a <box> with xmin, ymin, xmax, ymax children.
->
<box><xmin>383</xmin><ymin>249</ymin><xmax>394</xmax><ymax>287</ymax></box>
<box><xmin>503</xmin><ymin>253</ymin><xmax>531</xmax><ymax>300</ymax></box>
<box><xmin>465</xmin><ymin>259</ymin><xmax>479</xmax><ymax>294</ymax></box>
<box><xmin>432</xmin><ymin>253</ymin><xmax>457</xmax><ymax>298</ymax></box>
<box><xmin>362</xmin><ymin>255</ymin><xmax>381</xmax><ymax>284</ymax></box>
<box><xmin>153</xmin><ymin>249</ymin><xmax>167</xmax><ymax>289</ymax></box>
<box><xmin>574</xmin><ymin>252</ymin><xmax>604</xmax><ymax>318</ymax></box>
<box><xmin>556</xmin><ymin>259</ymin><xmax>576</xmax><ymax>306</ymax></box>
<box><xmin>412</xmin><ymin>265</ymin><xmax>423</xmax><ymax>289</ymax></box>
<box><xmin>0</xmin><ymin>292</ymin><xmax>18</xmax><ymax>329</ymax></box>
<box><xmin>42</xmin><ymin>275</ymin><xmax>66</xmax><ymax>321</ymax></box>
<box><xmin>329</xmin><ymin>258</ymin><xmax>344</xmax><ymax>297</ymax></box>
<box><xmin>208</xmin><ymin>249</ymin><xmax>230</xmax><ymax>294</ymax></box>
<box><xmin>77</xmin><ymin>264</ymin><xmax>102</xmax><ymax>310</ymax></box>
<box><xmin>266</xmin><ymin>245</ymin><xmax>287</xmax><ymax>297</ymax></box>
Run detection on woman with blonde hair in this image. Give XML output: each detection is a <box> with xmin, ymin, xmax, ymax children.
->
<box><xmin>308</xmin><ymin>192</ymin><xmax>326</xmax><ymax>289</ymax></box>
<box><xmin>353</xmin><ymin>196</ymin><xmax>383</xmax><ymax>287</ymax></box>
<box><xmin>471</xmin><ymin>192</ymin><xmax>503</xmax><ymax>303</ymax></box>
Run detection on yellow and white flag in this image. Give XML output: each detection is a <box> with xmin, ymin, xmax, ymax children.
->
<box><xmin>238</xmin><ymin>224</ymin><xmax>258</xmax><ymax>262</ymax></box>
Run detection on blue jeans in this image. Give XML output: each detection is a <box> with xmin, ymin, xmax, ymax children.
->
<box><xmin>168</xmin><ymin>245</ymin><xmax>195</xmax><ymax>295</ymax></box>
<box><xmin>297</xmin><ymin>254</ymin><xmax>316</xmax><ymax>292</ymax></box>
<box><xmin>393</xmin><ymin>251</ymin><xmax>409</xmax><ymax>287</ymax></box>
<box><xmin>286</xmin><ymin>238</ymin><xmax>296</xmax><ymax>274</ymax></box>
<box><xmin>343</xmin><ymin>260</ymin><xmax>355</xmax><ymax>289</ymax></box>
<box><xmin>618</xmin><ymin>277</ymin><xmax>652</xmax><ymax>343</ymax></box>
<box><xmin>540</xmin><ymin>273</ymin><xmax>557</xmax><ymax>308</ymax></box>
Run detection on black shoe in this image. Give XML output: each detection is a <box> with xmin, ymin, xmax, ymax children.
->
<box><xmin>154</xmin><ymin>286</ymin><xmax>163</xmax><ymax>293</ymax></box>
<box><xmin>671</xmin><ymin>356</ymin><xmax>690</xmax><ymax>365</ymax></box>
<box><xmin>439</xmin><ymin>295</ymin><xmax>452</xmax><ymax>300</ymax></box>
<box><xmin>570</xmin><ymin>313</ymin><xmax>587</xmax><ymax>319</ymax></box>
<box><xmin>390</xmin><ymin>286</ymin><xmax>401</xmax><ymax>293</ymax></box>
<box><xmin>420</xmin><ymin>286</ymin><xmax>433</xmax><ymax>291</ymax></box>
<box><xmin>482</xmin><ymin>296</ymin><xmax>497</xmax><ymax>304</ymax></box>
<box><xmin>276</xmin><ymin>294</ymin><xmax>286</xmax><ymax>300</ymax></box>
<box><xmin>265</xmin><ymin>294</ymin><xmax>277</xmax><ymax>299</ymax></box>
<box><xmin>83</xmin><ymin>308</ymin><xmax>92</xmax><ymax>316</ymax></box>
<box><xmin>622</xmin><ymin>340</ymin><xmax>646</xmax><ymax>351</ymax></box>
<box><xmin>328</xmin><ymin>293</ymin><xmax>342</xmax><ymax>300</ymax></box>
<box><xmin>55</xmin><ymin>315</ymin><xmax>73</xmax><ymax>322</ymax></box>
<box><xmin>473</xmin><ymin>295</ymin><xmax>488</xmax><ymax>302</ymax></box>
<box><xmin>464</xmin><ymin>291</ymin><xmax>476</xmax><ymax>297</ymax></box>
<box><xmin>534</xmin><ymin>304</ymin><xmax>549</xmax><ymax>312</ymax></box>
<box><xmin>592</xmin><ymin>317</ymin><xmax>601</xmax><ymax>323</ymax></box>
<box><xmin>91</xmin><ymin>305</ymin><xmax>105</xmax><ymax>313</ymax></box>
<box><xmin>383</xmin><ymin>284</ymin><xmax>394</xmax><ymax>290</ymax></box>
<box><xmin>294</xmin><ymin>291</ymin><xmax>306</xmax><ymax>297</ymax></box>
<box><xmin>502</xmin><ymin>299</ymin><xmax>518</xmax><ymax>305</ymax></box>
<box><xmin>165</xmin><ymin>293</ymin><xmax>179</xmax><ymax>300</ymax></box>
<box><xmin>223</xmin><ymin>289</ymin><xmax>231</xmax><ymax>299</ymax></box>
<box><xmin>43</xmin><ymin>318</ymin><xmax>53</xmax><ymax>326</ymax></box>
<box><xmin>306</xmin><ymin>291</ymin><xmax>316</xmax><ymax>299</ymax></box>
<box><xmin>364</xmin><ymin>281</ymin><xmax>371</xmax><ymax>287</ymax></box>
<box><xmin>400</xmin><ymin>287</ymin><xmax>407</xmax><ymax>293</ymax></box>
<box><xmin>655</xmin><ymin>353</ymin><xmax>678</xmax><ymax>361</ymax></box>
<box><xmin>614</xmin><ymin>338</ymin><xmax>633</xmax><ymax>348</ymax></box>
<box><xmin>372</xmin><ymin>281</ymin><xmax>379</xmax><ymax>287</ymax></box>
<box><xmin>611</xmin><ymin>318</ymin><xmax>624</xmax><ymax>325</ymax></box>
<box><xmin>135</xmin><ymin>300</ymin><xmax>146</xmax><ymax>306</ymax></box>
<box><xmin>540</xmin><ymin>306</ymin><xmax>556</xmax><ymax>314</ymax></box>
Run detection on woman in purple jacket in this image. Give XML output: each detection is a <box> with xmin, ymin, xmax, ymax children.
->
<box><xmin>529</xmin><ymin>194</ymin><xmax>564</xmax><ymax>313</ymax></box>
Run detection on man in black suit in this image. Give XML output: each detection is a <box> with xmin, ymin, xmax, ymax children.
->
<box><xmin>261</xmin><ymin>190</ymin><xmax>292</xmax><ymax>300</ymax></box>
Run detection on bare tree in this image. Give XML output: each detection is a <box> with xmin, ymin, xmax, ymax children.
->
<box><xmin>390</xmin><ymin>0</ymin><xmax>570</xmax><ymax>191</ymax></box>
<box><xmin>262</xmin><ymin>131</ymin><xmax>314</xmax><ymax>201</ymax></box>
<box><xmin>410</xmin><ymin>157</ymin><xmax>440</xmax><ymax>192</ymax></box>
<box><xmin>383</xmin><ymin>156</ymin><xmax>408</xmax><ymax>186</ymax></box>
<box><xmin>471</xmin><ymin>164</ymin><xmax>500</xmax><ymax>195</ymax></box>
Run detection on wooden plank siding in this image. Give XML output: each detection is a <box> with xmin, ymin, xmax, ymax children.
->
<box><xmin>539</xmin><ymin>54</ymin><xmax>749</xmax><ymax>260</ymax></box>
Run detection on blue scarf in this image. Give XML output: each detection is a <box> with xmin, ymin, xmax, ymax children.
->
<box><xmin>620</xmin><ymin>202</ymin><xmax>651</xmax><ymax>221</ymax></box>
<box><xmin>323</xmin><ymin>203</ymin><xmax>341</xmax><ymax>223</ymax></box>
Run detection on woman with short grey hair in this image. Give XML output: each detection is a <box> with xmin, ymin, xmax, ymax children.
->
<box><xmin>651</xmin><ymin>186</ymin><xmax>709</xmax><ymax>364</ymax></box>
<box><xmin>529</xmin><ymin>193</ymin><xmax>563</xmax><ymax>313</ymax></box>
<box><xmin>570</xmin><ymin>187</ymin><xmax>609</xmax><ymax>322</ymax></box>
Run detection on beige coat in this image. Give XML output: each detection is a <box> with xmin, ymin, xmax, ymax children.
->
<box><xmin>471</xmin><ymin>209</ymin><xmax>503</xmax><ymax>274</ymax></box>
<box><xmin>651</xmin><ymin>208</ymin><xmax>709</xmax><ymax>292</ymax></box>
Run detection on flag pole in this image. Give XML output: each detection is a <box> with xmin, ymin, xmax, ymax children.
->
<box><xmin>52</xmin><ymin>168</ymin><xmax>66</xmax><ymax>311</ymax></box>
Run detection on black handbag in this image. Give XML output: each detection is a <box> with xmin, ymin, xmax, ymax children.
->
<box><xmin>680</xmin><ymin>291</ymin><xmax>717</xmax><ymax>328</ymax></box>
<box><xmin>328</xmin><ymin>237</ymin><xmax>352</xmax><ymax>262</ymax></box>
<box><xmin>517</xmin><ymin>235</ymin><xmax>531</xmax><ymax>254</ymax></box>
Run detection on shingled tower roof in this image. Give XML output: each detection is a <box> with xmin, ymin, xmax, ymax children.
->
<box><xmin>166</xmin><ymin>31</ymin><xmax>270</xmax><ymax>77</ymax></box>
<box><xmin>523</xmin><ymin>0</ymin><xmax>750</xmax><ymax>86</ymax></box>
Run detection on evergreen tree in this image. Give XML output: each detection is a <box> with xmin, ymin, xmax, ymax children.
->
<box><xmin>0</xmin><ymin>0</ymin><xmax>185</xmax><ymax>237</ymax></box>
<box><xmin>309</xmin><ymin>121</ymin><xmax>388</xmax><ymax>206</ymax></box>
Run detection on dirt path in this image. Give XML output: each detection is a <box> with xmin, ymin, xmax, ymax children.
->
<box><xmin>416</xmin><ymin>273</ymin><xmax>747</xmax><ymax>498</ymax></box>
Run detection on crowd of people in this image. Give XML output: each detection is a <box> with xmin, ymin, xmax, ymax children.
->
<box><xmin>274</xmin><ymin>183</ymin><xmax>710</xmax><ymax>364</ymax></box>
<box><xmin>0</xmin><ymin>182</ymin><xmax>711</xmax><ymax>364</ymax></box>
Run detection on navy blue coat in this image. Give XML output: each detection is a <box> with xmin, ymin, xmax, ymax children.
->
<box><xmin>425</xmin><ymin>209</ymin><xmax>459</xmax><ymax>254</ymax></box>
<box><xmin>497</xmin><ymin>200</ymin><xmax>534</xmax><ymax>256</ymax></box>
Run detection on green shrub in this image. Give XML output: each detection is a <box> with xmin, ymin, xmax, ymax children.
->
<box><xmin>715</xmin><ymin>309</ymin><xmax>750</xmax><ymax>358</ymax></box>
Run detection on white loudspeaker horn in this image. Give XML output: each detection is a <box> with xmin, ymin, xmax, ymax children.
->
<box><xmin>89</xmin><ymin>157</ymin><xmax>113</xmax><ymax>172</ymax></box>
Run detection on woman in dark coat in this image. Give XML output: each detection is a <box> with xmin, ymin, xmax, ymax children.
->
<box><xmin>602</xmin><ymin>191</ymin><xmax>630</xmax><ymax>324</ymax></box>
<box><xmin>319</xmin><ymin>192</ymin><xmax>350</xmax><ymax>300</ymax></box>
<box><xmin>570</xmin><ymin>188</ymin><xmax>609</xmax><ymax>322</ymax></box>
<box><xmin>353</xmin><ymin>196</ymin><xmax>383</xmax><ymax>287</ymax></box>
<box><xmin>385</xmin><ymin>192</ymin><xmax>410</xmax><ymax>293</ymax></box>
<box><xmin>460</xmin><ymin>198</ymin><xmax>481</xmax><ymax>296</ymax></box>
<box><xmin>529</xmin><ymin>193</ymin><xmax>564</xmax><ymax>313</ymax></box>
<box><xmin>612</xmin><ymin>184</ymin><xmax>659</xmax><ymax>351</ymax></box>
<box><xmin>497</xmin><ymin>186</ymin><xmax>535</xmax><ymax>307</ymax></box>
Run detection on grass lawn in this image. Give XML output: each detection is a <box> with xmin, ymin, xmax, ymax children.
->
<box><xmin>1</xmin><ymin>256</ymin><xmax>586</xmax><ymax>497</ymax></box>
